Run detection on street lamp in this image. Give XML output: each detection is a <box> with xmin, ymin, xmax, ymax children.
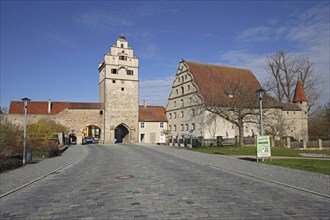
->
<box><xmin>256</xmin><ymin>88</ymin><xmax>265</xmax><ymax>136</ymax></box>
<box><xmin>21</xmin><ymin>97</ymin><xmax>31</xmax><ymax>165</ymax></box>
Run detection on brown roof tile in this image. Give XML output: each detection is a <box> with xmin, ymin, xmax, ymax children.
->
<box><xmin>184</xmin><ymin>60</ymin><xmax>280</xmax><ymax>108</ymax></box>
<box><xmin>280</xmin><ymin>103</ymin><xmax>301</xmax><ymax>111</ymax></box>
<box><xmin>292</xmin><ymin>80</ymin><xmax>307</xmax><ymax>103</ymax></box>
<box><xmin>139</xmin><ymin>106</ymin><xmax>167</xmax><ymax>122</ymax></box>
<box><xmin>9</xmin><ymin>101</ymin><xmax>103</xmax><ymax>115</ymax></box>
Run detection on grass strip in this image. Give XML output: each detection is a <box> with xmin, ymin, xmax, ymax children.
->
<box><xmin>262</xmin><ymin>159</ymin><xmax>330</xmax><ymax>175</ymax></box>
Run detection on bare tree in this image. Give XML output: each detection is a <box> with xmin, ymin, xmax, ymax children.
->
<box><xmin>264</xmin><ymin>50</ymin><xmax>320</xmax><ymax>112</ymax></box>
<box><xmin>264</xmin><ymin>110</ymin><xmax>294</xmax><ymax>146</ymax></box>
<box><xmin>205</xmin><ymin>113</ymin><xmax>218</xmax><ymax>139</ymax></box>
<box><xmin>198</xmin><ymin>77</ymin><xmax>263</xmax><ymax>147</ymax></box>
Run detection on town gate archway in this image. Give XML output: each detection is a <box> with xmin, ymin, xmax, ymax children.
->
<box><xmin>114</xmin><ymin>124</ymin><xmax>130</xmax><ymax>143</ymax></box>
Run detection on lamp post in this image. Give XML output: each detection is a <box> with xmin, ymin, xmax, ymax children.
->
<box><xmin>21</xmin><ymin>97</ymin><xmax>31</xmax><ymax>165</ymax></box>
<box><xmin>256</xmin><ymin>88</ymin><xmax>265</xmax><ymax>136</ymax></box>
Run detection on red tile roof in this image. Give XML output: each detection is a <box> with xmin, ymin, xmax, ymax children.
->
<box><xmin>139</xmin><ymin>106</ymin><xmax>167</xmax><ymax>122</ymax></box>
<box><xmin>292</xmin><ymin>80</ymin><xmax>307</xmax><ymax>103</ymax></box>
<box><xmin>280</xmin><ymin>103</ymin><xmax>301</xmax><ymax>111</ymax></box>
<box><xmin>9</xmin><ymin>101</ymin><xmax>103</xmax><ymax>115</ymax></box>
<box><xmin>184</xmin><ymin>60</ymin><xmax>281</xmax><ymax>108</ymax></box>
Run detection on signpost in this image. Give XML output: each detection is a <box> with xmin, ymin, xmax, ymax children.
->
<box><xmin>257</xmin><ymin>135</ymin><xmax>271</xmax><ymax>162</ymax></box>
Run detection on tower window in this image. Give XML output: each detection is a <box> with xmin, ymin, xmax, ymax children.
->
<box><xmin>112</xmin><ymin>80</ymin><xmax>116</xmax><ymax>83</ymax></box>
<box><xmin>121</xmin><ymin>87</ymin><xmax>124</xmax><ymax>91</ymax></box>
<box><xmin>119</xmin><ymin>56</ymin><xmax>127</xmax><ymax>61</ymax></box>
<box><xmin>111</xmin><ymin>68</ymin><xmax>118</xmax><ymax>74</ymax></box>
<box><xmin>127</xmin><ymin>70</ymin><xmax>133</xmax><ymax>75</ymax></box>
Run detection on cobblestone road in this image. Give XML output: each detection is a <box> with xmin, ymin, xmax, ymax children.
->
<box><xmin>1</xmin><ymin>144</ymin><xmax>329</xmax><ymax>219</ymax></box>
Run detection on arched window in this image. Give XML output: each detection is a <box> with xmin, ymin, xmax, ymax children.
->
<box><xmin>181</xmin><ymin>86</ymin><xmax>184</xmax><ymax>95</ymax></box>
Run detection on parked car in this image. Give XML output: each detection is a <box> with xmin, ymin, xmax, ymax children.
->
<box><xmin>93</xmin><ymin>137</ymin><xmax>99</xmax><ymax>143</ymax></box>
<box><xmin>85</xmin><ymin>137</ymin><xmax>93</xmax><ymax>144</ymax></box>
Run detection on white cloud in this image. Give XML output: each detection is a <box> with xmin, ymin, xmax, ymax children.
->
<box><xmin>139</xmin><ymin>76</ymin><xmax>174</xmax><ymax>106</ymax></box>
<box><xmin>227</xmin><ymin>3</ymin><xmax>329</xmax><ymax>105</ymax></box>
<box><xmin>218</xmin><ymin>50</ymin><xmax>268</xmax><ymax>83</ymax></box>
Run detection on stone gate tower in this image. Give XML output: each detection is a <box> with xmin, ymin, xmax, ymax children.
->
<box><xmin>98</xmin><ymin>35</ymin><xmax>139</xmax><ymax>144</ymax></box>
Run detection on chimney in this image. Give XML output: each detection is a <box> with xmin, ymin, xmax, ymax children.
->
<box><xmin>143</xmin><ymin>100</ymin><xmax>147</xmax><ymax>108</ymax></box>
<box><xmin>48</xmin><ymin>99</ymin><xmax>51</xmax><ymax>114</ymax></box>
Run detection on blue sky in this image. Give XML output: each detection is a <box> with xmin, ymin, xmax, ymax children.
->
<box><xmin>1</xmin><ymin>0</ymin><xmax>329</xmax><ymax>109</ymax></box>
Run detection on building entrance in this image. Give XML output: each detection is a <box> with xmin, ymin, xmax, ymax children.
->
<box><xmin>115</xmin><ymin>124</ymin><xmax>129</xmax><ymax>143</ymax></box>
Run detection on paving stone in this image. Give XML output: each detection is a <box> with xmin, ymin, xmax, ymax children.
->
<box><xmin>0</xmin><ymin>144</ymin><xmax>329</xmax><ymax>219</ymax></box>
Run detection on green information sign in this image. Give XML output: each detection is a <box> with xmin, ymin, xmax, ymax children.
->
<box><xmin>257</xmin><ymin>136</ymin><xmax>271</xmax><ymax>159</ymax></box>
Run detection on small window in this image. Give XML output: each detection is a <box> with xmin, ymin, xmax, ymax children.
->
<box><xmin>176</xmin><ymin>89</ymin><xmax>178</xmax><ymax>94</ymax></box>
<box><xmin>181</xmin><ymin>99</ymin><xmax>184</xmax><ymax>107</ymax></box>
<box><xmin>111</xmin><ymin>69</ymin><xmax>118</xmax><ymax>74</ymax></box>
<box><xmin>121</xmin><ymin>87</ymin><xmax>124</xmax><ymax>91</ymax></box>
<box><xmin>192</xmin><ymin>123</ymin><xmax>195</xmax><ymax>130</ymax></box>
<box><xmin>189</xmin><ymin>97</ymin><xmax>192</xmax><ymax>103</ymax></box>
<box><xmin>119</xmin><ymin>56</ymin><xmax>127</xmax><ymax>61</ymax></box>
<box><xmin>160</xmin><ymin>122</ymin><xmax>164</xmax><ymax>128</ymax></box>
<box><xmin>180</xmin><ymin>111</ymin><xmax>184</xmax><ymax>118</ymax></box>
<box><xmin>173</xmin><ymin>112</ymin><xmax>176</xmax><ymax>119</ymax></box>
<box><xmin>185</xmin><ymin>75</ymin><xmax>187</xmax><ymax>80</ymax></box>
<box><xmin>141</xmin><ymin>122</ymin><xmax>145</xmax><ymax>128</ymax></box>
<box><xmin>169</xmin><ymin>113</ymin><xmax>172</xmax><ymax>119</ymax></box>
<box><xmin>188</xmin><ymin>85</ymin><xmax>191</xmax><ymax>90</ymax></box>
<box><xmin>180</xmin><ymin>124</ymin><xmax>184</xmax><ymax>131</ymax></box>
<box><xmin>127</xmin><ymin>70</ymin><xmax>133</xmax><ymax>75</ymax></box>
<box><xmin>181</xmin><ymin>86</ymin><xmax>184</xmax><ymax>95</ymax></box>
<box><xmin>174</xmin><ymin>125</ymin><xmax>176</xmax><ymax>131</ymax></box>
<box><xmin>169</xmin><ymin>125</ymin><xmax>171</xmax><ymax>131</ymax></box>
<box><xmin>182</xmin><ymin>76</ymin><xmax>184</xmax><ymax>82</ymax></box>
<box><xmin>112</xmin><ymin>80</ymin><xmax>116</xmax><ymax>83</ymax></box>
<box><xmin>174</xmin><ymin>101</ymin><xmax>177</xmax><ymax>107</ymax></box>
<box><xmin>185</xmin><ymin>124</ymin><xmax>189</xmax><ymax>131</ymax></box>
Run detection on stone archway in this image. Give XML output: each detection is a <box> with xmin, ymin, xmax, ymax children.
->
<box><xmin>115</xmin><ymin>124</ymin><xmax>130</xmax><ymax>143</ymax></box>
<box><xmin>82</xmin><ymin>125</ymin><xmax>101</xmax><ymax>143</ymax></box>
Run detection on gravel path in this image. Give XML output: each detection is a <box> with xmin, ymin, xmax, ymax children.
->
<box><xmin>0</xmin><ymin>145</ymin><xmax>85</xmax><ymax>196</ymax></box>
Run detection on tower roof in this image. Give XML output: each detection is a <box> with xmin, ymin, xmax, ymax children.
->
<box><xmin>292</xmin><ymin>80</ymin><xmax>307</xmax><ymax>103</ymax></box>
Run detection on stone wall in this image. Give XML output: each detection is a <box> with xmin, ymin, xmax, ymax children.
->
<box><xmin>4</xmin><ymin>108</ymin><xmax>103</xmax><ymax>144</ymax></box>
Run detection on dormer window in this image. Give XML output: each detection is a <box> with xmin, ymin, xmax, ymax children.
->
<box><xmin>225</xmin><ymin>90</ymin><xmax>234</xmax><ymax>99</ymax></box>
